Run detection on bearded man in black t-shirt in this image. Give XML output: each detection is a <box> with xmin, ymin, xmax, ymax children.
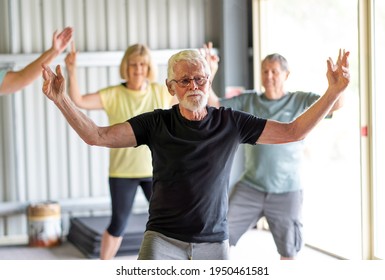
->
<box><xmin>41</xmin><ymin>48</ymin><xmax>350</xmax><ymax>259</ymax></box>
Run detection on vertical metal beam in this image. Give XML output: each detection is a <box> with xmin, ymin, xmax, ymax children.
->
<box><xmin>251</xmin><ymin>0</ymin><xmax>262</xmax><ymax>91</ymax></box>
<box><xmin>221</xmin><ymin>0</ymin><xmax>251</xmax><ymax>92</ymax></box>
<box><xmin>358</xmin><ymin>0</ymin><xmax>374</xmax><ymax>260</ymax></box>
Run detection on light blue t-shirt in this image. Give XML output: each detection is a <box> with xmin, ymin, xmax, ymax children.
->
<box><xmin>221</xmin><ymin>90</ymin><xmax>319</xmax><ymax>193</ymax></box>
<box><xmin>0</xmin><ymin>70</ymin><xmax>7</xmax><ymax>88</ymax></box>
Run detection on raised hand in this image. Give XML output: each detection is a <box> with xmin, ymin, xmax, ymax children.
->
<box><xmin>51</xmin><ymin>27</ymin><xmax>73</xmax><ymax>54</ymax></box>
<box><xmin>65</xmin><ymin>41</ymin><xmax>77</xmax><ymax>72</ymax></box>
<box><xmin>42</xmin><ymin>65</ymin><xmax>66</xmax><ymax>103</ymax></box>
<box><xmin>326</xmin><ymin>49</ymin><xmax>350</xmax><ymax>94</ymax></box>
<box><xmin>200</xmin><ymin>42</ymin><xmax>220</xmax><ymax>81</ymax></box>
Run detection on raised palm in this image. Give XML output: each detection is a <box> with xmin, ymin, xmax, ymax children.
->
<box><xmin>42</xmin><ymin>65</ymin><xmax>66</xmax><ymax>103</ymax></box>
<box><xmin>326</xmin><ymin>49</ymin><xmax>350</xmax><ymax>93</ymax></box>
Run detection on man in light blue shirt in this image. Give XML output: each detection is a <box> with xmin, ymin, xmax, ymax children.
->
<box><xmin>208</xmin><ymin>51</ymin><xmax>345</xmax><ymax>259</ymax></box>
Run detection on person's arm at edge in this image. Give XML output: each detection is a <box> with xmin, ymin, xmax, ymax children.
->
<box><xmin>0</xmin><ymin>27</ymin><xmax>73</xmax><ymax>95</ymax></box>
<box><xmin>257</xmin><ymin>50</ymin><xmax>350</xmax><ymax>145</ymax></box>
<box><xmin>42</xmin><ymin>64</ymin><xmax>136</xmax><ymax>148</ymax></box>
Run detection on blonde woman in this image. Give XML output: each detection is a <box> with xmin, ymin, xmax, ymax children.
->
<box><xmin>64</xmin><ymin>43</ymin><xmax>175</xmax><ymax>259</ymax></box>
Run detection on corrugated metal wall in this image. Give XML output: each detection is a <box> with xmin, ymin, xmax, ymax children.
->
<box><xmin>0</xmin><ymin>0</ymin><xmax>213</xmax><ymax>242</ymax></box>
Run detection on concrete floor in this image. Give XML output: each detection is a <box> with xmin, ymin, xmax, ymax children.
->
<box><xmin>0</xmin><ymin>228</ymin><xmax>338</xmax><ymax>260</ymax></box>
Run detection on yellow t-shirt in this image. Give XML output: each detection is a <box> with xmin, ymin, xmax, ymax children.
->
<box><xmin>99</xmin><ymin>83</ymin><xmax>173</xmax><ymax>178</ymax></box>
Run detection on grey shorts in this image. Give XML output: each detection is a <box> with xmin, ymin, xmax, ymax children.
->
<box><xmin>227</xmin><ymin>182</ymin><xmax>303</xmax><ymax>258</ymax></box>
<box><xmin>137</xmin><ymin>230</ymin><xmax>229</xmax><ymax>260</ymax></box>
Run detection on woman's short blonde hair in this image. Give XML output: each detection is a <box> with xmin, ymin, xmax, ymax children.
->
<box><xmin>119</xmin><ymin>44</ymin><xmax>156</xmax><ymax>82</ymax></box>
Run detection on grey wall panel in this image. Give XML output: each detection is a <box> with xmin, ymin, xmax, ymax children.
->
<box><xmin>167</xmin><ymin>0</ymin><xmax>189</xmax><ymax>48</ymax></box>
<box><xmin>105</xmin><ymin>0</ymin><xmax>128</xmax><ymax>50</ymax></box>
<box><xmin>63</xmin><ymin>0</ymin><xmax>87</xmax><ymax>50</ymax></box>
<box><xmin>0</xmin><ymin>0</ymin><xmax>210</xmax><ymax>241</ymax></box>
<box><xmin>0</xmin><ymin>0</ymin><xmax>10</xmax><ymax>51</ymax></box>
<box><xmin>147</xmin><ymin>0</ymin><xmax>166</xmax><ymax>49</ymax></box>
<box><xmin>187</xmin><ymin>0</ymin><xmax>205</xmax><ymax>47</ymax></box>
<box><xmin>0</xmin><ymin>0</ymin><xmax>234</xmax><ymax>242</ymax></box>
<box><xmin>85</xmin><ymin>0</ymin><xmax>108</xmax><ymax>51</ymax></box>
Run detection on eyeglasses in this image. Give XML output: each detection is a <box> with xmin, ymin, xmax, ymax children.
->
<box><xmin>169</xmin><ymin>76</ymin><xmax>209</xmax><ymax>88</ymax></box>
<box><xmin>128</xmin><ymin>62</ymin><xmax>148</xmax><ymax>68</ymax></box>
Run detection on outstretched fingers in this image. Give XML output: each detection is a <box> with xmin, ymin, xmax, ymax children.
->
<box><xmin>341</xmin><ymin>50</ymin><xmax>350</xmax><ymax>68</ymax></box>
<box><xmin>338</xmin><ymin>51</ymin><xmax>351</xmax><ymax>87</ymax></box>
<box><xmin>65</xmin><ymin>42</ymin><xmax>77</xmax><ymax>71</ymax></box>
<box><xmin>54</xmin><ymin>26</ymin><xmax>73</xmax><ymax>52</ymax></box>
<box><xmin>326</xmin><ymin>49</ymin><xmax>351</xmax><ymax>92</ymax></box>
<box><xmin>57</xmin><ymin>27</ymin><xmax>73</xmax><ymax>42</ymax></box>
<box><xmin>336</xmin><ymin>49</ymin><xmax>349</xmax><ymax>68</ymax></box>
<box><xmin>327</xmin><ymin>56</ymin><xmax>333</xmax><ymax>69</ymax></box>
<box><xmin>337</xmin><ymin>51</ymin><xmax>350</xmax><ymax>80</ymax></box>
<box><xmin>328</xmin><ymin>50</ymin><xmax>350</xmax><ymax>73</ymax></box>
<box><xmin>200</xmin><ymin>42</ymin><xmax>211</xmax><ymax>57</ymax></box>
<box><xmin>42</xmin><ymin>65</ymin><xmax>53</xmax><ymax>98</ymax></box>
<box><xmin>55</xmin><ymin>65</ymin><xmax>66</xmax><ymax>96</ymax></box>
<box><xmin>341</xmin><ymin>65</ymin><xmax>350</xmax><ymax>80</ymax></box>
<box><xmin>200</xmin><ymin>41</ymin><xmax>219</xmax><ymax>80</ymax></box>
<box><xmin>71</xmin><ymin>40</ymin><xmax>76</xmax><ymax>53</ymax></box>
<box><xmin>55</xmin><ymin>64</ymin><xmax>63</xmax><ymax>78</ymax></box>
<box><xmin>337</xmin><ymin>49</ymin><xmax>343</xmax><ymax>65</ymax></box>
<box><xmin>42</xmin><ymin>64</ymin><xmax>55</xmax><ymax>81</ymax></box>
<box><xmin>41</xmin><ymin>64</ymin><xmax>66</xmax><ymax>102</ymax></box>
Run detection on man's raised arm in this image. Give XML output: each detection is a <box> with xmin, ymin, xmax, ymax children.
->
<box><xmin>42</xmin><ymin>64</ymin><xmax>137</xmax><ymax>148</ymax></box>
<box><xmin>258</xmin><ymin>49</ymin><xmax>350</xmax><ymax>144</ymax></box>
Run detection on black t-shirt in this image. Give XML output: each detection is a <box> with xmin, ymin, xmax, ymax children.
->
<box><xmin>128</xmin><ymin>105</ymin><xmax>267</xmax><ymax>242</ymax></box>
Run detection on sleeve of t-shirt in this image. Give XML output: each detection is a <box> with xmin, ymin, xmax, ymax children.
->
<box><xmin>99</xmin><ymin>86</ymin><xmax>113</xmax><ymax>112</ymax></box>
<box><xmin>230</xmin><ymin>108</ymin><xmax>267</xmax><ymax>145</ymax></box>
<box><xmin>127</xmin><ymin>110</ymin><xmax>158</xmax><ymax>147</ymax></box>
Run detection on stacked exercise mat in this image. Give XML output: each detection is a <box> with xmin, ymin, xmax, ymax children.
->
<box><xmin>67</xmin><ymin>212</ymin><xmax>148</xmax><ymax>258</ymax></box>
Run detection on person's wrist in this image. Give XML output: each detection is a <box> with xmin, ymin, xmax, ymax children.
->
<box><xmin>55</xmin><ymin>93</ymin><xmax>70</xmax><ymax>107</ymax></box>
<box><xmin>67</xmin><ymin>67</ymin><xmax>77</xmax><ymax>76</ymax></box>
<box><xmin>52</xmin><ymin>45</ymin><xmax>65</xmax><ymax>56</ymax></box>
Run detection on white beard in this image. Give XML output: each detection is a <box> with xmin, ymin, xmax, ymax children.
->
<box><xmin>179</xmin><ymin>90</ymin><xmax>208</xmax><ymax>111</ymax></box>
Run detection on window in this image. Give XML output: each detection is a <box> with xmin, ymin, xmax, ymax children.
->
<box><xmin>256</xmin><ymin>0</ymin><xmax>362</xmax><ymax>259</ymax></box>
